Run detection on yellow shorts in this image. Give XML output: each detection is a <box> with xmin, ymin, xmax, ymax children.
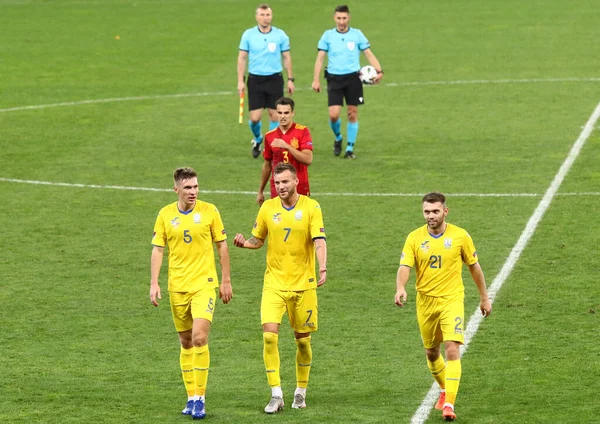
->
<box><xmin>261</xmin><ymin>288</ymin><xmax>318</xmax><ymax>333</ymax></box>
<box><xmin>169</xmin><ymin>288</ymin><xmax>217</xmax><ymax>333</ymax></box>
<box><xmin>416</xmin><ymin>292</ymin><xmax>464</xmax><ymax>348</ymax></box>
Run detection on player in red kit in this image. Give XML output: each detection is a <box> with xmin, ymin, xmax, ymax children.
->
<box><xmin>257</xmin><ymin>97</ymin><xmax>313</xmax><ymax>206</ymax></box>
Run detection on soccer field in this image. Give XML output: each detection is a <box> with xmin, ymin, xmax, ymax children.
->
<box><xmin>1</xmin><ymin>1</ymin><xmax>599</xmax><ymax>423</ymax></box>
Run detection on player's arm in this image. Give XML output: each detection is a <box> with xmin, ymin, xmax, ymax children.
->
<box><xmin>237</xmin><ymin>50</ymin><xmax>248</xmax><ymax>96</ymax></box>
<box><xmin>314</xmin><ymin>237</ymin><xmax>327</xmax><ymax>286</ymax></box>
<box><xmin>215</xmin><ymin>240</ymin><xmax>233</xmax><ymax>304</ymax></box>
<box><xmin>233</xmin><ymin>234</ymin><xmax>265</xmax><ymax>249</ymax></box>
<box><xmin>282</xmin><ymin>51</ymin><xmax>295</xmax><ymax>95</ymax></box>
<box><xmin>257</xmin><ymin>159</ymin><xmax>272</xmax><ymax>206</ymax></box>
<box><xmin>150</xmin><ymin>245</ymin><xmax>164</xmax><ymax>307</ymax></box>
<box><xmin>468</xmin><ymin>262</ymin><xmax>492</xmax><ymax>317</ymax></box>
<box><xmin>395</xmin><ymin>265</ymin><xmax>411</xmax><ymax>307</ymax></box>
<box><xmin>312</xmin><ymin>50</ymin><xmax>327</xmax><ymax>92</ymax></box>
<box><xmin>273</xmin><ymin>141</ymin><xmax>313</xmax><ymax>165</ymax></box>
<box><xmin>362</xmin><ymin>48</ymin><xmax>383</xmax><ymax>84</ymax></box>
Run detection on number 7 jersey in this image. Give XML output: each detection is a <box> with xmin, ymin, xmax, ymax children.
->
<box><xmin>252</xmin><ymin>195</ymin><xmax>326</xmax><ymax>291</ymax></box>
<box><xmin>399</xmin><ymin>223</ymin><xmax>478</xmax><ymax>298</ymax></box>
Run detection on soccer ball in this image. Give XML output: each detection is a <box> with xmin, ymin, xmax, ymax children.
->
<box><xmin>359</xmin><ymin>65</ymin><xmax>378</xmax><ymax>84</ymax></box>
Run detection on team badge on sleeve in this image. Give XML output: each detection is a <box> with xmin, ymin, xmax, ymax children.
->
<box><xmin>221</xmin><ymin>229</ymin><xmax>226</xmax><ymax>235</ymax></box>
<box><xmin>320</xmin><ymin>227</ymin><xmax>325</xmax><ymax>233</ymax></box>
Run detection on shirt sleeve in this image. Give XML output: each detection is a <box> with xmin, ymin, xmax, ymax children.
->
<box><xmin>263</xmin><ymin>135</ymin><xmax>273</xmax><ymax>160</ymax></box>
<box><xmin>280</xmin><ymin>30</ymin><xmax>290</xmax><ymax>52</ymax></box>
<box><xmin>239</xmin><ymin>30</ymin><xmax>249</xmax><ymax>51</ymax></box>
<box><xmin>357</xmin><ymin>29</ymin><xmax>371</xmax><ymax>51</ymax></box>
<box><xmin>211</xmin><ymin>207</ymin><xmax>227</xmax><ymax>243</ymax></box>
<box><xmin>251</xmin><ymin>204</ymin><xmax>268</xmax><ymax>240</ymax></box>
<box><xmin>317</xmin><ymin>31</ymin><xmax>329</xmax><ymax>51</ymax></box>
<box><xmin>152</xmin><ymin>212</ymin><xmax>167</xmax><ymax>247</ymax></box>
<box><xmin>461</xmin><ymin>232</ymin><xmax>479</xmax><ymax>266</ymax></box>
<box><xmin>299</xmin><ymin>127</ymin><xmax>313</xmax><ymax>151</ymax></box>
<box><xmin>399</xmin><ymin>233</ymin><xmax>415</xmax><ymax>268</ymax></box>
<box><xmin>309</xmin><ymin>201</ymin><xmax>326</xmax><ymax>240</ymax></box>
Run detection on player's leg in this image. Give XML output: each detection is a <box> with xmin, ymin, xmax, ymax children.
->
<box><xmin>289</xmin><ymin>289</ymin><xmax>318</xmax><ymax>409</ymax></box>
<box><xmin>261</xmin><ymin>289</ymin><xmax>288</xmax><ymax>413</ymax></box>
<box><xmin>327</xmin><ymin>77</ymin><xmax>345</xmax><ymax>156</ymax></box>
<box><xmin>170</xmin><ymin>292</ymin><xmax>196</xmax><ymax>415</ymax></box>
<box><xmin>343</xmin><ymin>75</ymin><xmax>364</xmax><ymax>159</ymax></box>
<box><xmin>439</xmin><ymin>297</ymin><xmax>465</xmax><ymax>421</ymax></box>
<box><xmin>416</xmin><ymin>294</ymin><xmax>447</xmax><ymax>411</ymax></box>
<box><xmin>265</xmin><ymin>74</ymin><xmax>284</xmax><ymax>133</ymax></box>
<box><xmin>188</xmin><ymin>289</ymin><xmax>217</xmax><ymax>419</ymax></box>
<box><xmin>248</xmin><ymin>75</ymin><xmax>265</xmax><ymax>157</ymax></box>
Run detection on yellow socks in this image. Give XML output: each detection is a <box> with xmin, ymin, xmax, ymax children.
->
<box><xmin>180</xmin><ymin>347</ymin><xmax>195</xmax><ymax>398</ymax></box>
<box><xmin>427</xmin><ymin>355</ymin><xmax>447</xmax><ymax>390</ymax></box>
<box><xmin>295</xmin><ymin>336</ymin><xmax>312</xmax><ymax>389</ymax></box>
<box><xmin>445</xmin><ymin>359</ymin><xmax>462</xmax><ymax>406</ymax></box>
<box><xmin>193</xmin><ymin>345</ymin><xmax>210</xmax><ymax>397</ymax></box>
<box><xmin>263</xmin><ymin>332</ymin><xmax>281</xmax><ymax>387</ymax></box>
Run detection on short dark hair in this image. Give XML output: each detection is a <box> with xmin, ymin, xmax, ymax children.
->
<box><xmin>173</xmin><ymin>167</ymin><xmax>197</xmax><ymax>184</ymax></box>
<box><xmin>335</xmin><ymin>4</ymin><xmax>350</xmax><ymax>13</ymax></box>
<box><xmin>256</xmin><ymin>3</ymin><xmax>271</xmax><ymax>12</ymax></box>
<box><xmin>422</xmin><ymin>192</ymin><xmax>446</xmax><ymax>205</ymax></box>
<box><xmin>273</xmin><ymin>162</ymin><xmax>297</xmax><ymax>177</ymax></box>
<box><xmin>275</xmin><ymin>96</ymin><xmax>295</xmax><ymax>111</ymax></box>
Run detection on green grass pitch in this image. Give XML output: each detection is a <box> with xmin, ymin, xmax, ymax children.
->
<box><xmin>1</xmin><ymin>1</ymin><xmax>599</xmax><ymax>423</ymax></box>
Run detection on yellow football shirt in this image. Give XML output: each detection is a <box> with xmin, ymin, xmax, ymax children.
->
<box><xmin>152</xmin><ymin>200</ymin><xmax>227</xmax><ymax>293</ymax></box>
<box><xmin>399</xmin><ymin>223</ymin><xmax>478</xmax><ymax>298</ymax></box>
<box><xmin>252</xmin><ymin>195</ymin><xmax>326</xmax><ymax>291</ymax></box>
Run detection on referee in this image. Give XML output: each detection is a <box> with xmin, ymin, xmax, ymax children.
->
<box><xmin>237</xmin><ymin>3</ymin><xmax>295</xmax><ymax>158</ymax></box>
<box><xmin>312</xmin><ymin>5</ymin><xmax>383</xmax><ymax>159</ymax></box>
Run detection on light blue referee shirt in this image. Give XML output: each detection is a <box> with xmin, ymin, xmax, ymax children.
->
<box><xmin>239</xmin><ymin>26</ymin><xmax>290</xmax><ymax>76</ymax></box>
<box><xmin>317</xmin><ymin>28</ymin><xmax>370</xmax><ymax>75</ymax></box>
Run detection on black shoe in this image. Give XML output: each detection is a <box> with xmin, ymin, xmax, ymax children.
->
<box><xmin>333</xmin><ymin>139</ymin><xmax>342</xmax><ymax>156</ymax></box>
<box><xmin>251</xmin><ymin>139</ymin><xmax>262</xmax><ymax>158</ymax></box>
<box><xmin>344</xmin><ymin>150</ymin><xmax>356</xmax><ymax>159</ymax></box>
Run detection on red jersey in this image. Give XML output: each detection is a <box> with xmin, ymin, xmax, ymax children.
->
<box><xmin>263</xmin><ymin>122</ymin><xmax>313</xmax><ymax>198</ymax></box>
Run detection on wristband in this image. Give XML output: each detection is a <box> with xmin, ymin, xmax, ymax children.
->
<box><xmin>288</xmin><ymin>77</ymin><xmax>295</xmax><ymax>82</ymax></box>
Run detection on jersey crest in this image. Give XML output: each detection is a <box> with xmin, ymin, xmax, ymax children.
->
<box><xmin>290</xmin><ymin>137</ymin><xmax>299</xmax><ymax>149</ymax></box>
<box><xmin>347</xmin><ymin>41</ymin><xmax>355</xmax><ymax>51</ymax></box>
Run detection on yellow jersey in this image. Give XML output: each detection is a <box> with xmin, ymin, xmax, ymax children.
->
<box><xmin>399</xmin><ymin>223</ymin><xmax>478</xmax><ymax>298</ymax></box>
<box><xmin>152</xmin><ymin>200</ymin><xmax>227</xmax><ymax>293</ymax></box>
<box><xmin>252</xmin><ymin>195</ymin><xmax>326</xmax><ymax>291</ymax></box>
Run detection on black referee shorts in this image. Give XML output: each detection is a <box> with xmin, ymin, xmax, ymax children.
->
<box><xmin>326</xmin><ymin>71</ymin><xmax>364</xmax><ymax>107</ymax></box>
<box><xmin>247</xmin><ymin>73</ymin><xmax>284</xmax><ymax>111</ymax></box>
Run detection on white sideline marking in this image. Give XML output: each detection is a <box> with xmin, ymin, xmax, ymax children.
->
<box><xmin>410</xmin><ymin>101</ymin><xmax>600</xmax><ymax>424</ymax></box>
<box><xmin>0</xmin><ymin>177</ymin><xmax>598</xmax><ymax>198</ymax></box>
<box><xmin>1</xmin><ymin>77</ymin><xmax>599</xmax><ymax>113</ymax></box>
